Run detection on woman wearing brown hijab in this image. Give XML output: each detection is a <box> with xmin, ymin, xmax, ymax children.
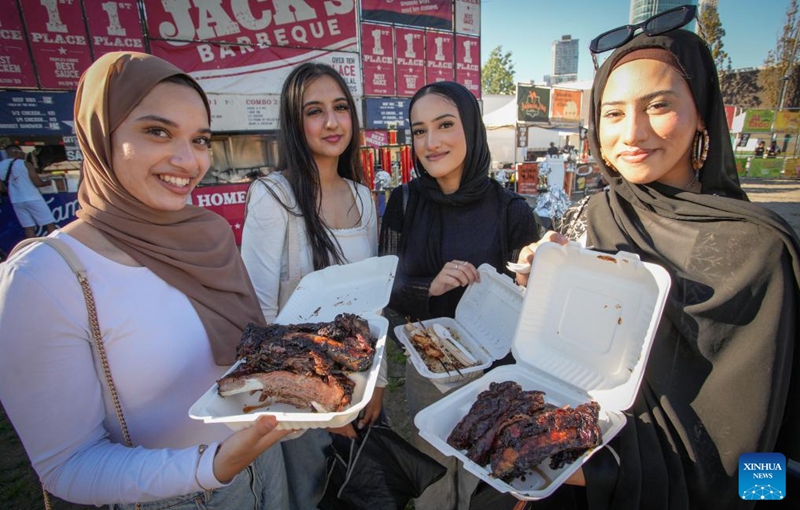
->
<box><xmin>0</xmin><ymin>52</ymin><xmax>290</xmax><ymax>508</ymax></box>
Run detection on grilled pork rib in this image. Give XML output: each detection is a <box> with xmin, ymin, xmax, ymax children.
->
<box><xmin>217</xmin><ymin>313</ymin><xmax>375</xmax><ymax>412</ymax></box>
<box><xmin>446</xmin><ymin>381</ymin><xmax>602</xmax><ymax>481</ymax></box>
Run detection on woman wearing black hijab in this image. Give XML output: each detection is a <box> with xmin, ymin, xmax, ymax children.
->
<box><xmin>379</xmin><ymin>81</ymin><xmax>538</xmax><ymax>510</ymax></box>
<box><xmin>505</xmin><ymin>26</ymin><xmax>800</xmax><ymax>510</ymax></box>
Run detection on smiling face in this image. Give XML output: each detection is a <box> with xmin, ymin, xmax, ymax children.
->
<box><xmin>410</xmin><ymin>92</ymin><xmax>467</xmax><ymax>194</ymax></box>
<box><xmin>598</xmin><ymin>58</ymin><xmax>702</xmax><ymax>189</ymax></box>
<box><xmin>111</xmin><ymin>81</ymin><xmax>210</xmax><ymax>211</ymax></box>
<box><xmin>302</xmin><ymin>75</ymin><xmax>353</xmax><ymax>169</ymax></box>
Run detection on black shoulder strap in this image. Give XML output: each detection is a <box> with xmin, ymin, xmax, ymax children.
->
<box><xmin>2</xmin><ymin>159</ymin><xmax>19</xmax><ymax>187</ymax></box>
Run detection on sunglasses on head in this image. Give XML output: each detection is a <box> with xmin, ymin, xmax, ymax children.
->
<box><xmin>589</xmin><ymin>4</ymin><xmax>704</xmax><ymax>69</ymax></box>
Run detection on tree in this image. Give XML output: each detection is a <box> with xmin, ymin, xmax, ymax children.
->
<box><xmin>699</xmin><ymin>7</ymin><xmax>731</xmax><ymax>76</ymax></box>
<box><xmin>760</xmin><ymin>0</ymin><xmax>800</xmax><ymax>108</ymax></box>
<box><xmin>482</xmin><ymin>46</ymin><xmax>515</xmax><ymax>95</ymax></box>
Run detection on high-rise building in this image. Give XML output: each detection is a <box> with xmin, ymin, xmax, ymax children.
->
<box><xmin>629</xmin><ymin>0</ymin><xmax>699</xmax><ymax>25</ymax></box>
<box><xmin>550</xmin><ymin>35</ymin><xmax>579</xmax><ymax>85</ymax></box>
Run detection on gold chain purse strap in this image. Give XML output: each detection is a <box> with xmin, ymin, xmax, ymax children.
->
<box><xmin>10</xmin><ymin>237</ymin><xmax>138</xmax><ymax>510</ymax></box>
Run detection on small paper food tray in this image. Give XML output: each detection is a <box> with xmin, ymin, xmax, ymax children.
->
<box><xmin>415</xmin><ymin>243</ymin><xmax>671</xmax><ymax>499</ymax></box>
<box><xmin>189</xmin><ymin>255</ymin><xmax>398</xmax><ymax>431</ymax></box>
<box><xmin>394</xmin><ymin>264</ymin><xmax>524</xmax><ymax>384</ymax></box>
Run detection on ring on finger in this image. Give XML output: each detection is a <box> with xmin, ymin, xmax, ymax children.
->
<box><xmin>455</xmin><ymin>264</ymin><xmax>460</xmax><ymax>270</ymax></box>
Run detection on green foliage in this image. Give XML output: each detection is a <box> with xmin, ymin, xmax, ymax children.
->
<box><xmin>699</xmin><ymin>8</ymin><xmax>730</xmax><ymax>74</ymax></box>
<box><xmin>482</xmin><ymin>45</ymin><xmax>516</xmax><ymax>95</ymax></box>
<box><xmin>761</xmin><ymin>0</ymin><xmax>800</xmax><ymax>108</ymax></box>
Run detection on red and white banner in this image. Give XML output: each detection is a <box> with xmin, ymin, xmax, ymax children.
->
<box><xmin>455</xmin><ymin>34</ymin><xmax>480</xmax><ymax>98</ymax></box>
<box><xmin>0</xmin><ymin>0</ymin><xmax>37</xmax><ymax>88</ymax></box>
<box><xmin>84</xmin><ymin>0</ymin><xmax>146</xmax><ymax>58</ymax></box>
<box><xmin>426</xmin><ymin>30</ymin><xmax>454</xmax><ymax>85</ymax></box>
<box><xmin>364</xmin><ymin>130</ymin><xmax>390</xmax><ymax>148</ymax></box>
<box><xmin>361</xmin><ymin>23</ymin><xmax>395</xmax><ymax>96</ymax></box>
<box><xmin>395</xmin><ymin>27</ymin><xmax>425</xmax><ymax>97</ymax></box>
<box><xmin>455</xmin><ymin>0</ymin><xmax>480</xmax><ymax>35</ymax></box>
<box><xmin>20</xmin><ymin>0</ymin><xmax>94</xmax><ymax>90</ymax></box>
<box><xmin>361</xmin><ymin>0</ymin><xmax>453</xmax><ymax>31</ymax></box>
<box><xmin>190</xmin><ymin>183</ymin><xmax>250</xmax><ymax>245</ymax></box>
<box><xmin>143</xmin><ymin>0</ymin><xmax>360</xmax><ymax>95</ymax></box>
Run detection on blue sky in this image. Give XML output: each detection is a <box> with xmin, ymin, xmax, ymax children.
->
<box><xmin>480</xmin><ymin>0</ymin><xmax>793</xmax><ymax>84</ymax></box>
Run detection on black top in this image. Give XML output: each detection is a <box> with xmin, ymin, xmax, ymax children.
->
<box><xmin>379</xmin><ymin>179</ymin><xmax>538</xmax><ymax>321</ymax></box>
<box><xmin>569</xmin><ymin>29</ymin><xmax>800</xmax><ymax>510</ymax></box>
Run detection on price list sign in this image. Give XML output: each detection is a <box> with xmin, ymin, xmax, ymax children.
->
<box><xmin>364</xmin><ymin>98</ymin><xmax>409</xmax><ymax>130</ymax></box>
<box><xmin>0</xmin><ymin>91</ymin><xmax>76</xmax><ymax>136</ymax></box>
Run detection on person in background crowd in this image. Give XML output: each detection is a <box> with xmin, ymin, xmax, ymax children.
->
<box><xmin>754</xmin><ymin>139</ymin><xmax>766</xmax><ymax>157</ymax></box>
<box><xmin>0</xmin><ymin>52</ymin><xmax>291</xmax><ymax>509</ymax></box>
<box><xmin>0</xmin><ymin>144</ymin><xmax>57</xmax><ymax>238</ymax></box>
<box><xmin>240</xmin><ymin>62</ymin><xmax>384</xmax><ymax>510</ymax></box>
<box><xmin>509</xmin><ymin>28</ymin><xmax>800</xmax><ymax>510</ymax></box>
<box><xmin>547</xmin><ymin>142</ymin><xmax>560</xmax><ymax>157</ymax></box>
<box><xmin>378</xmin><ymin>81</ymin><xmax>539</xmax><ymax>510</ymax></box>
<box><xmin>767</xmin><ymin>140</ymin><xmax>780</xmax><ymax>158</ymax></box>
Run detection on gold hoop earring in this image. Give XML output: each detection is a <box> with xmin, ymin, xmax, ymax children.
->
<box><xmin>692</xmin><ymin>128</ymin><xmax>710</xmax><ymax>171</ymax></box>
<box><xmin>600</xmin><ymin>150</ymin><xmax>617</xmax><ymax>172</ymax></box>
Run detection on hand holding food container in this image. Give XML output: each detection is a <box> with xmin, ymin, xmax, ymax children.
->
<box><xmin>412</xmin><ymin>243</ymin><xmax>671</xmax><ymax>500</ymax></box>
<box><xmin>190</xmin><ymin>256</ymin><xmax>398</xmax><ymax>431</ymax></box>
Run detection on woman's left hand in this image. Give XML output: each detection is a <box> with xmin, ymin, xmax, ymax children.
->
<box><xmin>357</xmin><ymin>386</ymin><xmax>386</xmax><ymax>430</ymax></box>
<box><xmin>429</xmin><ymin>259</ymin><xmax>480</xmax><ymax>297</ymax></box>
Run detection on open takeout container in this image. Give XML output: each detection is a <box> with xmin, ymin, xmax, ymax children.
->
<box><xmin>415</xmin><ymin>242</ymin><xmax>671</xmax><ymax>500</ymax></box>
<box><xmin>394</xmin><ymin>263</ymin><xmax>524</xmax><ymax>384</ymax></box>
<box><xmin>189</xmin><ymin>255</ymin><xmax>398</xmax><ymax>431</ymax></box>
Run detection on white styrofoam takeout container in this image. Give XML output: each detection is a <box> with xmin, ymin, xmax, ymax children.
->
<box><xmin>189</xmin><ymin>255</ymin><xmax>398</xmax><ymax>431</ymax></box>
<box><xmin>394</xmin><ymin>264</ymin><xmax>524</xmax><ymax>384</ymax></box>
<box><xmin>415</xmin><ymin>242</ymin><xmax>671</xmax><ymax>500</ymax></box>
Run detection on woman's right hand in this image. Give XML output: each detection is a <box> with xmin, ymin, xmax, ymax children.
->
<box><xmin>213</xmin><ymin>415</ymin><xmax>292</xmax><ymax>483</ymax></box>
<box><xmin>514</xmin><ymin>231</ymin><xmax>568</xmax><ymax>288</ymax></box>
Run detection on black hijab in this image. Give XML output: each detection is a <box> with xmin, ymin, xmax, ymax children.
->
<box><xmin>408</xmin><ymin>81</ymin><xmax>493</xmax><ymax>206</ymax></box>
<box><xmin>580</xmin><ymin>30</ymin><xmax>800</xmax><ymax>509</ymax></box>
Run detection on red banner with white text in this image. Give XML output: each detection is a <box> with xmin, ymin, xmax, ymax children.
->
<box><xmin>361</xmin><ymin>23</ymin><xmax>396</xmax><ymax>96</ymax></box>
<box><xmin>142</xmin><ymin>0</ymin><xmax>359</xmax><ymax>95</ymax></box>
<box><xmin>455</xmin><ymin>34</ymin><xmax>480</xmax><ymax>98</ymax></box>
<box><xmin>394</xmin><ymin>27</ymin><xmax>426</xmax><ymax>97</ymax></box>
<box><xmin>190</xmin><ymin>183</ymin><xmax>250</xmax><ymax>245</ymax></box>
<box><xmin>84</xmin><ymin>0</ymin><xmax>146</xmax><ymax>58</ymax></box>
<box><xmin>0</xmin><ymin>0</ymin><xmax>37</xmax><ymax>88</ymax></box>
<box><xmin>425</xmin><ymin>30</ymin><xmax>454</xmax><ymax>85</ymax></box>
<box><xmin>19</xmin><ymin>0</ymin><xmax>94</xmax><ymax>89</ymax></box>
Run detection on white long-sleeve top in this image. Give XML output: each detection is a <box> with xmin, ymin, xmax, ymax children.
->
<box><xmin>240</xmin><ymin>174</ymin><xmax>387</xmax><ymax>386</ymax></box>
<box><xmin>0</xmin><ymin>232</ymin><xmax>233</xmax><ymax>505</ymax></box>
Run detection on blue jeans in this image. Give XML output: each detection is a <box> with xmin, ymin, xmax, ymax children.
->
<box><xmin>281</xmin><ymin>428</ymin><xmax>331</xmax><ymax>510</ymax></box>
<box><xmin>110</xmin><ymin>447</ymin><xmax>289</xmax><ymax>510</ymax></box>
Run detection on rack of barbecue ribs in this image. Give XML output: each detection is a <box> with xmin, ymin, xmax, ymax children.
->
<box><xmin>216</xmin><ymin>313</ymin><xmax>376</xmax><ymax>413</ymax></box>
<box><xmin>446</xmin><ymin>381</ymin><xmax>602</xmax><ymax>480</ymax></box>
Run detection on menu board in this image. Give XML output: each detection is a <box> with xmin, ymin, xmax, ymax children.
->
<box><xmin>0</xmin><ymin>91</ymin><xmax>76</xmax><ymax>136</ymax></box>
<box><xmin>364</xmin><ymin>98</ymin><xmax>409</xmax><ymax>130</ymax></box>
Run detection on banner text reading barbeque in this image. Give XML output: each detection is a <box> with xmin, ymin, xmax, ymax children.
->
<box><xmin>147</xmin><ymin>0</ymin><xmax>357</xmax><ymax>64</ymax></box>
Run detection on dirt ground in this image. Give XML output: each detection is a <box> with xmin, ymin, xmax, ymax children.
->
<box><xmin>1</xmin><ymin>177</ymin><xmax>798</xmax><ymax>509</ymax></box>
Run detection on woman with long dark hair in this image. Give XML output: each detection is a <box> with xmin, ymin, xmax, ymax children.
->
<box><xmin>241</xmin><ymin>62</ymin><xmax>384</xmax><ymax>510</ymax></box>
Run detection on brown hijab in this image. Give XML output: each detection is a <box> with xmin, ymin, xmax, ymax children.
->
<box><xmin>74</xmin><ymin>52</ymin><xmax>264</xmax><ymax>365</ymax></box>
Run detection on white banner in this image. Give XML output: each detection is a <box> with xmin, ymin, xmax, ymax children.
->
<box><xmin>209</xmin><ymin>94</ymin><xmax>363</xmax><ymax>132</ymax></box>
<box><xmin>455</xmin><ymin>0</ymin><xmax>480</xmax><ymax>35</ymax></box>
